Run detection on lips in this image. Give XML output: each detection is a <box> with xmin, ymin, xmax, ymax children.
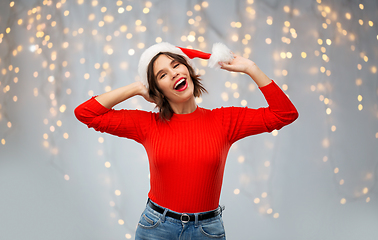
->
<box><xmin>173</xmin><ymin>77</ymin><xmax>188</xmax><ymax>92</ymax></box>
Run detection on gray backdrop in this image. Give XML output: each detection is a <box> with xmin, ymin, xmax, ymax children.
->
<box><xmin>1</xmin><ymin>0</ymin><xmax>377</xmax><ymax>239</ymax></box>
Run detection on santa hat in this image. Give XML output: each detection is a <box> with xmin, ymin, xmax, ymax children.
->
<box><xmin>138</xmin><ymin>42</ymin><xmax>234</xmax><ymax>89</ymax></box>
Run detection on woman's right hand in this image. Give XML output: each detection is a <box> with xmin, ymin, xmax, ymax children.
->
<box><xmin>138</xmin><ymin>82</ymin><xmax>155</xmax><ymax>103</ymax></box>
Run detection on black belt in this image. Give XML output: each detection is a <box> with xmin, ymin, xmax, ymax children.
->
<box><xmin>147</xmin><ymin>199</ymin><xmax>223</xmax><ymax>223</ymax></box>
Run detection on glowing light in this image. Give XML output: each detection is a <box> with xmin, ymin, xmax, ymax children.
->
<box><xmin>267</xmin><ymin>208</ymin><xmax>273</xmax><ymax>214</ymax></box>
<box><xmin>221</xmin><ymin>92</ymin><xmax>229</xmax><ymax>102</ymax></box>
<box><xmin>331</xmin><ymin>125</ymin><xmax>336</xmax><ymax>132</ymax></box>
<box><xmin>105</xmin><ymin>86</ymin><xmax>112</xmax><ymax>92</ymax></box>
<box><xmin>272</xmin><ymin>130</ymin><xmax>278</xmax><ymax>136</ymax></box>
<box><xmin>301</xmin><ymin>52</ymin><xmax>307</xmax><ymax>58</ymax></box>
<box><xmin>254</xmin><ymin>198</ymin><xmax>260</xmax><ymax>204</ymax></box>
<box><xmin>59</xmin><ymin>105</ymin><xmax>66</xmax><ymax>113</ymax></box>
<box><xmin>125</xmin><ymin>234</ymin><xmax>132</xmax><ymax>239</ymax></box>
<box><xmin>267</xmin><ymin>16</ymin><xmax>273</xmax><ymax>25</ymax></box>
<box><xmin>356</xmin><ymin>78</ymin><xmax>362</xmax><ymax>86</ymax></box>
<box><xmin>273</xmin><ymin>213</ymin><xmax>279</xmax><ymax>218</ymax></box>
<box><xmin>283</xmin><ymin>6</ymin><xmax>290</xmax><ymax>12</ymax></box>
<box><xmin>340</xmin><ymin>198</ymin><xmax>346</xmax><ymax>204</ymax></box>
<box><xmin>63</xmin><ymin>133</ymin><xmax>69</xmax><ymax>139</ymax></box>
<box><xmin>322</xmin><ymin>138</ymin><xmax>330</xmax><ymax>148</ymax></box>
<box><xmin>265</xmin><ymin>38</ymin><xmax>272</xmax><ymax>44</ymax></box>
<box><xmin>126</xmin><ymin>5</ymin><xmax>132</xmax><ymax>11</ymax></box>
<box><xmin>264</xmin><ymin>161</ymin><xmax>270</xmax><ymax>167</ymax></box>
<box><xmin>106</xmin><ymin>48</ymin><xmax>113</xmax><ymax>55</ymax></box>
<box><xmin>120</xmin><ymin>62</ymin><xmax>128</xmax><ymax>70</ymax></box>
<box><xmin>128</xmin><ymin>49</ymin><xmax>135</xmax><ymax>55</ymax></box>
<box><xmin>363</xmin><ymin>187</ymin><xmax>368</xmax><ymax>194</ymax></box>
<box><xmin>194</xmin><ymin>4</ymin><xmax>201</xmax><ymax>11</ymax></box>
<box><xmin>234</xmin><ymin>189</ymin><xmax>240</xmax><ymax>195</ymax></box>
<box><xmin>105</xmin><ymin>162</ymin><xmax>111</xmax><ymax>168</ymax></box>
<box><xmin>115</xmin><ymin>190</ymin><xmax>121</xmax><ymax>196</ymax></box>
<box><xmin>238</xmin><ymin>156</ymin><xmax>245</xmax><ymax>163</ymax></box>
<box><xmin>143</xmin><ymin>8</ymin><xmax>150</xmax><ymax>14</ymax></box>
<box><xmin>102</xmin><ymin>62</ymin><xmax>110</xmax><ymax>70</ymax></box>
<box><xmin>231</xmin><ymin>35</ymin><xmax>238</xmax><ymax>42</ymax></box>
<box><xmin>334</xmin><ymin>168</ymin><xmax>339</xmax><ymax>174</ymax></box>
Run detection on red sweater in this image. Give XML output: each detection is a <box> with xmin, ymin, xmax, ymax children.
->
<box><xmin>74</xmin><ymin>80</ymin><xmax>298</xmax><ymax>213</ymax></box>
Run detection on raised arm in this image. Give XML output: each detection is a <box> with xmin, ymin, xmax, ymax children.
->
<box><xmin>74</xmin><ymin>82</ymin><xmax>154</xmax><ymax>143</ymax></box>
<box><xmin>217</xmin><ymin>54</ymin><xmax>299</xmax><ymax>143</ymax></box>
<box><xmin>95</xmin><ymin>81</ymin><xmax>153</xmax><ymax>109</ymax></box>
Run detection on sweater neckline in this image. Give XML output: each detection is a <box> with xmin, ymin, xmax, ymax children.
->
<box><xmin>170</xmin><ymin>106</ymin><xmax>202</xmax><ymax>121</ymax></box>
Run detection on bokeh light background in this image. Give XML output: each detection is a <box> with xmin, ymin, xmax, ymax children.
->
<box><xmin>1</xmin><ymin>0</ymin><xmax>378</xmax><ymax>239</ymax></box>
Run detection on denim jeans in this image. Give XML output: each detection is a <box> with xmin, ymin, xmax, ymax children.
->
<box><xmin>135</xmin><ymin>199</ymin><xmax>226</xmax><ymax>240</ymax></box>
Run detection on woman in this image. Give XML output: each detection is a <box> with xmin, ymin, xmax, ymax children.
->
<box><xmin>74</xmin><ymin>42</ymin><xmax>299</xmax><ymax>239</ymax></box>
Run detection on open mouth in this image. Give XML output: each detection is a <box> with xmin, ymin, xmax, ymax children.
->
<box><xmin>174</xmin><ymin>78</ymin><xmax>188</xmax><ymax>91</ymax></box>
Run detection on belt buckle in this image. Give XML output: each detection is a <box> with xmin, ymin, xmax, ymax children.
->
<box><xmin>180</xmin><ymin>213</ymin><xmax>190</xmax><ymax>223</ymax></box>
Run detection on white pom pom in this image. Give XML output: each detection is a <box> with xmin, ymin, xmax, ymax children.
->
<box><xmin>208</xmin><ymin>43</ymin><xmax>234</xmax><ymax>68</ymax></box>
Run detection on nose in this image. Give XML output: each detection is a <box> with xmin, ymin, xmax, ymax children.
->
<box><xmin>171</xmin><ymin>71</ymin><xmax>179</xmax><ymax>80</ymax></box>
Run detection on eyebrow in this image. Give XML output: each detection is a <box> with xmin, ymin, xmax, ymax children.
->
<box><xmin>155</xmin><ymin>59</ymin><xmax>177</xmax><ymax>78</ymax></box>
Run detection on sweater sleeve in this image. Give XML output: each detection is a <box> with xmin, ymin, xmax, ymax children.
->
<box><xmin>214</xmin><ymin>80</ymin><xmax>299</xmax><ymax>144</ymax></box>
<box><xmin>74</xmin><ymin>97</ymin><xmax>153</xmax><ymax>144</ymax></box>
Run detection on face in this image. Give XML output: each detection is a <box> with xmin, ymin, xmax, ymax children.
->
<box><xmin>153</xmin><ymin>54</ymin><xmax>195</xmax><ymax>104</ymax></box>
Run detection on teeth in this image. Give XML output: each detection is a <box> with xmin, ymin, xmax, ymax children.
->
<box><xmin>174</xmin><ymin>79</ymin><xmax>185</xmax><ymax>89</ymax></box>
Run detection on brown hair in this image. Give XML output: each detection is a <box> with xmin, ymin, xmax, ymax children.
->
<box><xmin>147</xmin><ymin>52</ymin><xmax>207</xmax><ymax>121</ymax></box>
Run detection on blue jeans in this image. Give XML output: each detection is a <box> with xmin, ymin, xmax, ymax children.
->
<box><xmin>135</xmin><ymin>200</ymin><xmax>226</xmax><ymax>240</ymax></box>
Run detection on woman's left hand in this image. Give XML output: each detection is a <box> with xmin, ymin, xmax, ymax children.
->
<box><xmin>218</xmin><ymin>54</ymin><xmax>256</xmax><ymax>75</ymax></box>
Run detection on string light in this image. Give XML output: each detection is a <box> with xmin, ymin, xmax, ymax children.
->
<box><xmin>0</xmin><ymin>3</ymin><xmax>375</xmax><ymax>238</ymax></box>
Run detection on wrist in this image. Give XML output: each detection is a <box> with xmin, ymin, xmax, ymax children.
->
<box><xmin>133</xmin><ymin>82</ymin><xmax>145</xmax><ymax>96</ymax></box>
<box><xmin>245</xmin><ymin>63</ymin><xmax>260</xmax><ymax>78</ymax></box>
